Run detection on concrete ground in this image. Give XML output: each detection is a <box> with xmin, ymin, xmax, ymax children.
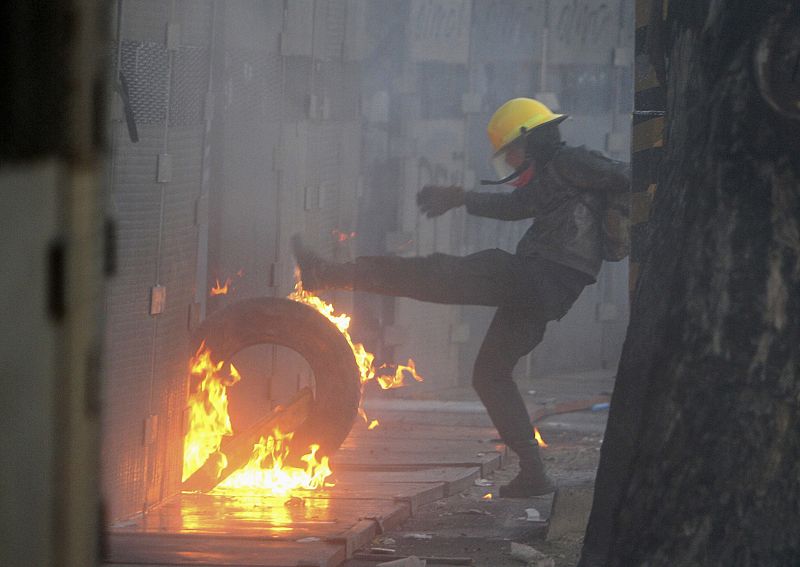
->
<box><xmin>347</xmin><ymin>370</ymin><xmax>612</xmax><ymax>566</ymax></box>
<box><xmin>104</xmin><ymin>370</ymin><xmax>611</xmax><ymax>567</ymax></box>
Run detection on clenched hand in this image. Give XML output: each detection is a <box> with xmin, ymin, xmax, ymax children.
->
<box><xmin>416</xmin><ymin>185</ymin><xmax>465</xmax><ymax>218</ymax></box>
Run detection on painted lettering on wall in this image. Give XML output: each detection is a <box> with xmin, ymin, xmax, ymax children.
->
<box><xmin>409</xmin><ymin>0</ymin><xmax>471</xmax><ymax>63</ymax></box>
<box><xmin>474</xmin><ymin>0</ymin><xmax>528</xmax><ymax>46</ymax></box>
<box><xmin>410</xmin><ymin>0</ymin><xmax>469</xmax><ymax>42</ymax></box>
<box><xmin>554</xmin><ymin>0</ymin><xmax>613</xmax><ymax>48</ymax></box>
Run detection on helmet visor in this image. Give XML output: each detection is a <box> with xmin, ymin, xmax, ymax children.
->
<box><xmin>490</xmin><ymin>139</ymin><xmax>527</xmax><ymax>181</ymax></box>
<box><xmin>490</xmin><ymin>153</ymin><xmax>515</xmax><ymax>182</ymax></box>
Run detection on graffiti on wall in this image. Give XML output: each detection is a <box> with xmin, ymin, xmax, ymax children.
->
<box><xmin>549</xmin><ymin>0</ymin><xmax>620</xmax><ymax>64</ymax></box>
<box><xmin>415</xmin><ymin>124</ymin><xmax>465</xmax><ymax>198</ymax></box>
<box><xmin>470</xmin><ymin>0</ymin><xmax>544</xmax><ymax>62</ymax></box>
<box><xmin>409</xmin><ymin>0</ymin><xmax>471</xmax><ymax>63</ymax></box>
<box><xmin>411</xmin><ymin>121</ymin><xmax>465</xmax><ymax>255</ymax></box>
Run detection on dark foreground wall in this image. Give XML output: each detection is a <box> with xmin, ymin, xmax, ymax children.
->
<box><xmin>0</xmin><ymin>2</ymin><xmax>108</xmax><ymax>566</ymax></box>
<box><xmin>581</xmin><ymin>1</ymin><xmax>800</xmax><ymax>565</ymax></box>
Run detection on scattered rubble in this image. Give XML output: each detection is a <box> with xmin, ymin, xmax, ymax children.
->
<box><xmin>524</xmin><ymin>508</ymin><xmax>541</xmax><ymax>521</ymax></box>
<box><xmin>376</xmin><ymin>556</ymin><xmax>426</xmax><ymax>567</ymax></box>
<box><xmin>509</xmin><ymin>542</ymin><xmax>555</xmax><ymax>567</ymax></box>
<box><xmin>402</xmin><ymin>533</ymin><xmax>433</xmax><ymax>540</ymax></box>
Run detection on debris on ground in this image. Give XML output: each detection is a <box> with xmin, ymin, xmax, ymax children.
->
<box><xmin>509</xmin><ymin>542</ymin><xmax>555</xmax><ymax>567</ymax></box>
<box><xmin>524</xmin><ymin>507</ymin><xmax>541</xmax><ymax>521</ymax></box>
<box><xmin>370</xmin><ymin>547</ymin><xmax>398</xmax><ymax>554</ymax></box>
<box><xmin>402</xmin><ymin>533</ymin><xmax>433</xmax><ymax>540</ymax></box>
<box><xmin>343</xmin><ymin>380</ymin><xmax>609</xmax><ymax>567</ymax></box>
<box><xmin>462</xmin><ymin>508</ymin><xmax>492</xmax><ymax>516</ymax></box>
<box><xmin>355</xmin><ymin>552</ymin><xmax>472</xmax><ymax>565</ymax></box>
<box><xmin>375</xmin><ymin>556</ymin><xmax>426</xmax><ymax>567</ymax></box>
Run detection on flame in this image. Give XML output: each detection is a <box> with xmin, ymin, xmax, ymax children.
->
<box><xmin>211</xmin><ymin>269</ymin><xmax>245</xmax><ymax>296</ymax></box>
<box><xmin>376</xmin><ymin>359</ymin><xmax>423</xmax><ymax>390</ymax></box>
<box><xmin>368</xmin><ymin>419</ymin><xmax>380</xmax><ymax>430</ymax></box>
<box><xmin>181</xmin><ymin>269</ymin><xmax>424</xmax><ymax>494</ymax></box>
<box><xmin>332</xmin><ymin>229</ymin><xmax>357</xmax><ymax>242</ymax></box>
<box><xmin>482</xmin><ymin>493</ymin><xmax>492</xmax><ymax>500</ymax></box>
<box><xmin>181</xmin><ymin>345</ymin><xmax>333</xmax><ymax>494</ymax></box>
<box><xmin>210</xmin><ymin>277</ymin><xmax>232</xmax><ymax>296</ymax></box>
<box><xmin>182</xmin><ymin>343</ymin><xmax>241</xmax><ymax>481</ymax></box>
<box><xmin>288</xmin><ymin>270</ymin><xmax>423</xmax><ymax>424</ymax></box>
<box><xmin>215</xmin><ymin>429</ymin><xmax>333</xmax><ymax>496</ymax></box>
<box><xmin>534</xmin><ymin>427</ymin><xmax>549</xmax><ymax>448</ymax></box>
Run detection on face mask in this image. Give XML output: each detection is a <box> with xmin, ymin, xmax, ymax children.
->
<box><xmin>511</xmin><ymin>163</ymin><xmax>535</xmax><ymax>187</ymax></box>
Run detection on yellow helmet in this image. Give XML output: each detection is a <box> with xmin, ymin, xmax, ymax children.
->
<box><xmin>484</xmin><ymin>98</ymin><xmax>567</xmax><ymax>185</ymax></box>
<box><xmin>487</xmin><ymin>97</ymin><xmax>567</xmax><ymax>152</ymax></box>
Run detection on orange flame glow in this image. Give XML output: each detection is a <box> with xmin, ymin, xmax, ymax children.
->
<box><xmin>181</xmin><ymin>270</ymin><xmax>424</xmax><ymax>494</ymax></box>
<box><xmin>534</xmin><ymin>427</ymin><xmax>549</xmax><ymax>448</ymax></box>
<box><xmin>182</xmin><ymin>343</ymin><xmax>241</xmax><ymax>481</ymax></box>
<box><xmin>332</xmin><ymin>229</ymin><xmax>357</xmax><ymax>242</ymax></box>
<box><xmin>215</xmin><ymin>429</ymin><xmax>333</xmax><ymax>496</ymax></box>
<box><xmin>376</xmin><ymin>359</ymin><xmax>423</xmax><ymax>390</ymax></box>
<box><xmin>182</xmin><ymin>346</ymin><xmax>333</xmax><ymax>493</ymax></box>
<box><xmin>288</xmin><ymin>270</ymin><xmax>423</xmax><ymax>424</ymax></box>
<box><xmin>210</xmin><ymin>277</ymin><xmax>232</xmax><ymax>296</ymax></box>
<box><xmin>482</xmin><ymin>493</ymin><xmax>493</xmax><ymax>500</ymax></box>
<box><xmin>368</xmin><ymin>419</ymin><xmax>380</xmax><ymax>430</ymax></box>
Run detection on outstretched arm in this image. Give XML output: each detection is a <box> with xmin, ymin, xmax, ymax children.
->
<box><xmin>416</xmin><ymin>184</ymin><xmax>535</xmax><ymax>221</ymax></box>
<box><xmin>463</xmin><ymin>189</ymin><xmax>536</xmax><ymax>221</ymax></box>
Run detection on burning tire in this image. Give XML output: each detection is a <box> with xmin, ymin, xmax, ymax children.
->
<box><xmin>191</xmin><ymin>297</ymin><xmax>361</xmax><ymax>461</ymax></box>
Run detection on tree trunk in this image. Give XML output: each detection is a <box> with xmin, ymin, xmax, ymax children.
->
<box><xmin>581</xmin><ymin>1</ymin><xmax>800</xmax><ymax>565</ymax></box>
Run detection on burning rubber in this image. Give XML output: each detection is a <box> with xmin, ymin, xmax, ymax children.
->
<box><xmin>184</xmin><ymin>297</ymin><xmax>361</xmax><ymax>491</ymax></box>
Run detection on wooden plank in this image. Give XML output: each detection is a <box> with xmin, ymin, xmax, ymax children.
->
<box><xmin>110</xmin><ymin>492</ymin><xmax>408</xmax><ymax>541</ymax></box>
<box><xmin>352</xmin><ymin>553</ymin><xmax>473</xmax><ymax>565</ymax></box>
<box><xmin>341</xmin><ymin>435</ymin><xmax>505</xmax><ymax>453</ymax></box>
<box><xmin>160</xmin><ymin>503</ymin><xmax>411</xmax><ymax>564</ymax></box>
<box><xmin>311</xmin><ymin>481</ymin><xmax>446</xmax><ymax>513</ymax></box>
<box><xmin>330</xmin><ymin>519</ymin><xmax>378</xmax><ymax>558</ymax></box>
<box><xmin>391</xmin><ymin>483</ymin><xmax>446</xmax><ymax>513</ymax></box>
<box><xmin>106</xmin><ymin>532</ymin><xmax>345</xmax><ymax>566</ymax></box>
<box><xmin>339</xmin><ymin>436</ymin><xmax>505</xmax><ymax>451</ymax></box>
<box><xmin>347</xmin><ymin>422</ymin><xmax>500</xmax><ymax>442</ymax></box>
<box><xmin>326</xmin><ymin>502</ymin><xmax>411</xmax><ymax>558</ymax></box>
<box><xmin>332</xmin><ymin>448</ymin><xmax>503</xmax><ymax>477</ymax></box>
<box><xmin>331</xmin><ymin>467</ymin><xmax>481</xmax><ymax>497</ymax></box>
<box><xmin>339</xmin><ymin>437</ymin><xmax>508</xmax><ymax>468</ymax></box>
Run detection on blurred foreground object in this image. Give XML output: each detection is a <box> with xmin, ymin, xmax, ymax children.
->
<box><xmin>1</xmin><ymin>1</ymin><xmax>109</xmax><ymax>566</ymax></box>
<box><xmin>580</xmin><ymin>1</ymin><xmax>800</xmax><ymax>565</ymax></box>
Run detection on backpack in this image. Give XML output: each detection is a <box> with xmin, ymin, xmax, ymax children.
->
<box><xmin>601</xmin><ymin>190</ymin><xmax>631</xmax><ymax>262</ymax></box>
<box><xmin>550</xmin><ymin>146</ymin><xmax>631</xmax><ymax>262</ymax></box>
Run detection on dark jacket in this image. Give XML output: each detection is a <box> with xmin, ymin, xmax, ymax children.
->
<box><xmin>464</xmin><ymin>145</ymin><xmax>630</xmax><ymax>279</ymax></box>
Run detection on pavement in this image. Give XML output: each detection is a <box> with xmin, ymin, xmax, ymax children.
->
<box><xmin>104</xmin><ymin>370</ymin><xmax>611</xmax><ymax>567</ymax></box>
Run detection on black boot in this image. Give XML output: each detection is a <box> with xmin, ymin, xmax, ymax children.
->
<box><xmin>499</xmin><ymin>440</ymin><xmax>555</xmax><ymax>498</ymax></box>
<box><xmin>291</xmin><ymin>235</ymin><xmax>355</xmax><ymax>291</ymax></box>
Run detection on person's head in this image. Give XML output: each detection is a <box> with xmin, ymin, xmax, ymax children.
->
<box><xmin>482</xmin><ymin>98</ymin><xmax>567</xmax><ymax>185</ymax></box>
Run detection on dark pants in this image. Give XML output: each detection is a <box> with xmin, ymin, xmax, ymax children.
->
<box><xmin>355</xmin><ymin>249</ymin><xmax>591</xmax><ymax>449</ymax></box>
